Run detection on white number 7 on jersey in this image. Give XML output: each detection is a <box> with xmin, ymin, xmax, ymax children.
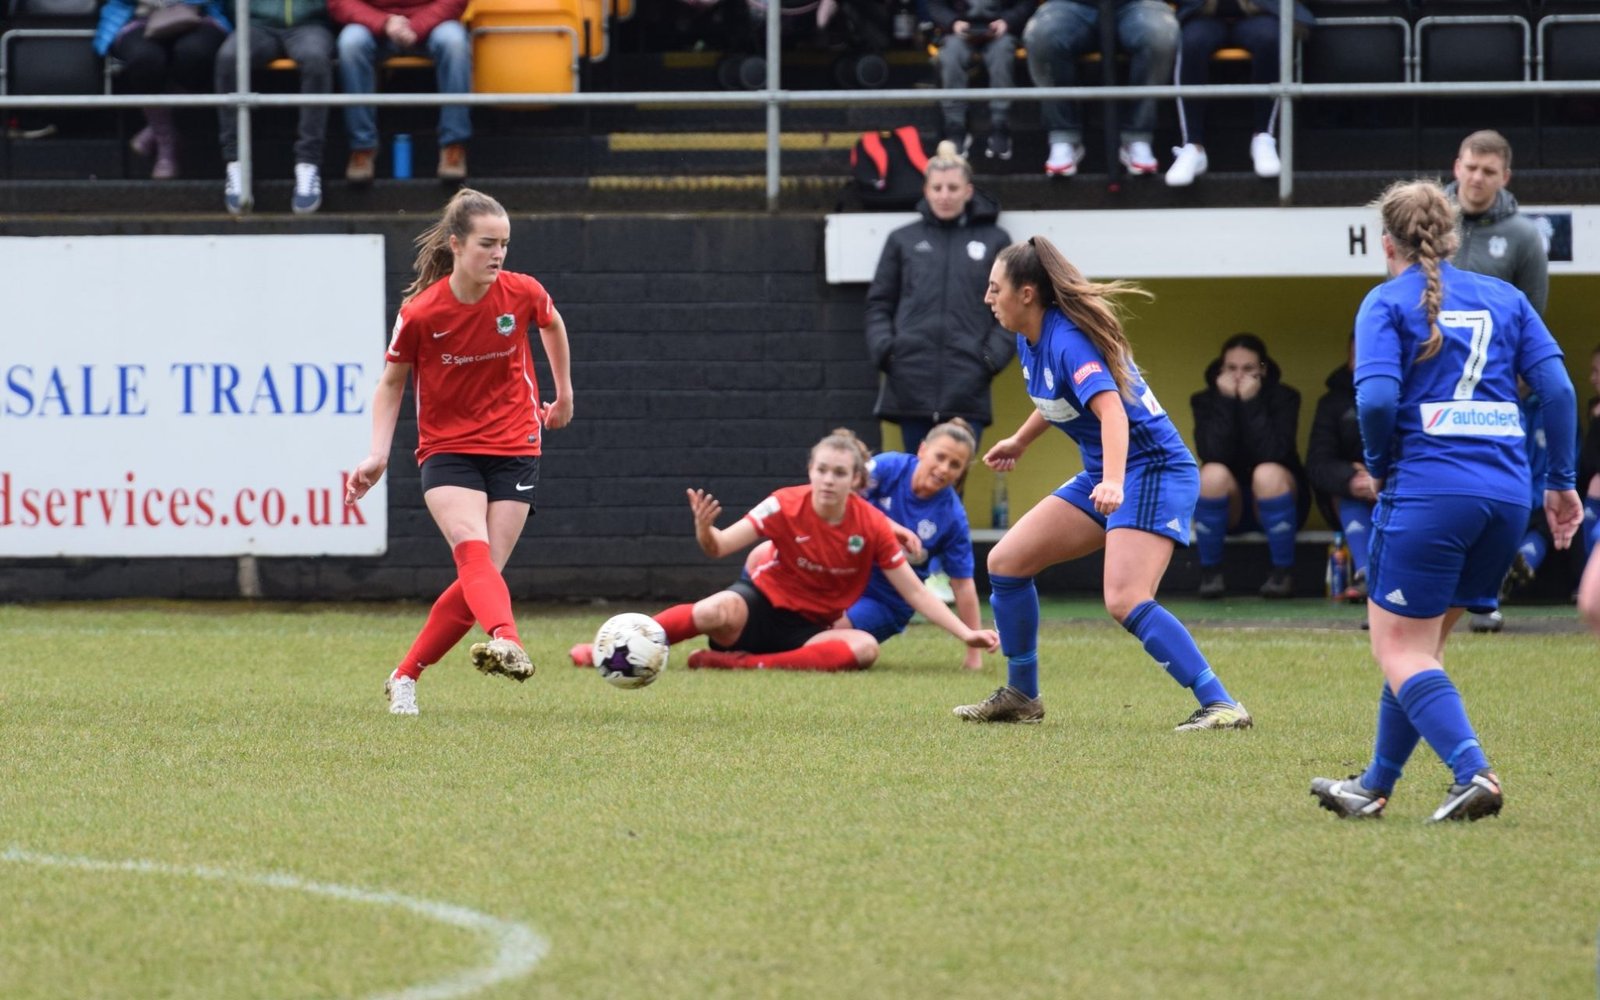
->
<box><xmin>1439</xmin><ymin>309</ymin><xmax>1494</xmax><ymax>400</ymax></box>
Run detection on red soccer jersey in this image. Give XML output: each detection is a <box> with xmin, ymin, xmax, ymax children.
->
<box><xmin>744</xmin><ymin>485</ymin><xmax>906</xmax><ymax>623</ymax></box>
<box><xmin>385</xmin><ymin>271</ymin><xmax>556</xmax><ymax>465</ymax></box>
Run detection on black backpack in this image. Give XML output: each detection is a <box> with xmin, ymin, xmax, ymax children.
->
<box><xmin>847</xmin><ymin>126</ymin><xmax>929</xmax><ymax>211</ymax></box>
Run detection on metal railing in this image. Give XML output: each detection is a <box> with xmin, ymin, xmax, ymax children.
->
<box><xmin>4</xmin><ymin>0</ymin><xmax>1600</xmax><ymax>212</ymax></box>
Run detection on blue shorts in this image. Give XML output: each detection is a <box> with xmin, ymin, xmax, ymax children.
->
<box><xmin>1368</xmin><ymin>493</ymin><xmax>1528</xmax><ymax>618</ymax></box>
<box><xmin>843</xmin><ymin>596</ymin><xmax>910</xmax><ymax>643</ymax></box>
<box><xmin>1053</xmin><ymin>463</ymin><xmax>1198</xmax><ymax>546</ymax></box>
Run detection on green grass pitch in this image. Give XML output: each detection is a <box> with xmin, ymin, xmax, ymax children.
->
<box><xmin>1</xmin><ymin>599</ymin><xmax>1596</xmax><ymax>999</ymax></box>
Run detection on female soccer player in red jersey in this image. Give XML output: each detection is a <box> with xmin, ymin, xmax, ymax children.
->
<box><xmin>345</xmin><ymin>188</ymin><xmax>573</xmax><ymax>715</ymax></box>
<box><xmin>572</xmin><ymin>429</ymin><xmax>998</xmax><ymax>672</ymax></box>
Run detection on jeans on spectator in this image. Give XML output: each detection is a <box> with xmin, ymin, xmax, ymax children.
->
<box><xmin>337</xmin><ymin>20</ymin><xmax>472</xmax><ymax>150</ymax></box>
<box><xmin>216</xmin><ymin>22</ymin><xmax>334</xmax><ymax>165</ymax></box>
<box><xmin>1174</xmin><ymin>13</ymin><xmax>1280</xmax><ymax>146</ymax></box>
<box><xmin>936</xmin><ymin>33</ymin><xmax>1016</xmax><ymax>134</ymax></box>
<box><xmin>1023</xmin><ymin>0</ymin><xmax>1177</xmax><ymax>146</ymax></box>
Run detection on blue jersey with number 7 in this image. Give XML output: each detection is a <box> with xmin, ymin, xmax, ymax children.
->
<box><xmin>1354</xmin><ymin>260</ymin><xmax>1562</xmax><ymax>505</ymax></box>
<box><xmin>1017</xmin><ymin>308</ymin><xmax>1195</xmax><ymax>478</ymax></box>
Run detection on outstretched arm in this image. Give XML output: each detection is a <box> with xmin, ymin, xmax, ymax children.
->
<box><xmin>687</xmin><ymin>488</ymin><xmax>761</xmax><ymax>558</ymax></box>
<box><xmin>984</xmin><ymin>410</ymin><xmax>1049</xmax><ymax>471</ymax></box>
<box><xmin>883</xmin><ymin>561</ymin><xmax>998</xmax><ymax>652</ymax></box>
<box><xmin>345</xmin><ymin>360</ymin><xmax>410</xmax><ymax>504</ymax></box>
<box><xmin>1088</xmin><ymin>390</ymin><xmax>1127</xmax><ymax>514</ymax></box>
<box><xmin>950</xmin><ymin>575</ymin><xmax>984</xmax><ymax>670</ymax></box>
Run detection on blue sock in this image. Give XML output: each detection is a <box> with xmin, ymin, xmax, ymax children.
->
<box><xmin>1396</xmin><ymin>669</ymin><xmax>1490</xmax><ymax>784</ymax></box>
<box><xmin>1360</xmin><ymin>684</ymin><xmax>1419</xmax><ymax>793</ymax></box>
<box><xmin>989</xmin><ymin>573</ymin><xmax>1040</xmax><ymax>698</ymax></box>
<box><xmin>1195</xmin><ymin>495</ymin><xmax>1229</xmax><ymax>568</ymax></box>
<box><xmin>1257</xmin><ymin>490</ymin><xmax>1298</xmax><ymax>568</ymax></box>
<box><xmin>1122</xmin><ymin>600</ymin><xmax>1232</xmax><ymax>707</ymax></box>
<box><xmin>1338</xmin><ymin>498</ymin><xmax>1373</xmax><ymax>577</ymax></box>
<box><xmin>1518</xmin><ymin>529</ymin><xmax>1548</xmax><ymax>573</ymax></box>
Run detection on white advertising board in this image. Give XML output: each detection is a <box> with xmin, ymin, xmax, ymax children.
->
<box><xmin>0</xmin><ymin>235</ymin><xmax>388</xmax><ymax>557</ymax></box>
<box><xmin>825</xmin><ymin>205</ymin><xmax>1599</xmax><ymax>283</ymax></box>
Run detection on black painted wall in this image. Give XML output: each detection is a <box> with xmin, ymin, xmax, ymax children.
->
<box><xmin>0</xmin><ymin>214</ymin><xmax>879</xmax><ymax>603</ymax></box>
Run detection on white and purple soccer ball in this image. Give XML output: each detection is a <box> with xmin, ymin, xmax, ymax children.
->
<box><xmin>591</xmin><ymin>613</ymin><xmax>669</xmax><ymax>689</ymax></box>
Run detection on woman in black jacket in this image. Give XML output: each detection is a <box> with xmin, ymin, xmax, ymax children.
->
<box><xmin>1305</xmin><ymin>337</ymin><xmax>1377</xmax><ymax>599</ymax></box>
<box><xmin>864</xmin><ymin>141</ymin><xmax>1016</xmax><ymax>457</ymax></box>
<box><xmin>1190</xmin><ymin>332</ymin><xmax>1309</xmax><ymax>598</ymax></box>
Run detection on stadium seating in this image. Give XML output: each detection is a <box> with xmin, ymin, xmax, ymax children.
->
<box><xmin>467</xmin><ymin>0</ymin><xmax>583</xmax><ymax>96</ymax></box>
<box><xmin>1536</xmin><ymin>0</ymin><xmax>1600</xmax><ymax>81</ymax></box>
<box><xmin>0</xmin><ymin>0</ymin><xmax>111</xmax><ymax>98</ymax></box>
<box><xmin>1414</xmin><ymin>0</ymin><xmax>1533</xmax><ymax>81</ymax></box>
<box><xmin>1299</xmin><ymin>0</ymin><xmax>1413</xmax><ymax>84</ymax></box>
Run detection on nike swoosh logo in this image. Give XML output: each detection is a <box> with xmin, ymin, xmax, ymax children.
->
<box><xmin>515</xmin><ymin>483</ymin><xmax>535</xmax><ymax>492</ymax></box>
<box><xmin>432</xmin><ymin>330</ymin><xmax>451</xmax><ymax>339</ymax></box>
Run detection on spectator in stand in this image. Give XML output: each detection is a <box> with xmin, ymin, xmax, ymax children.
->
<box><xmin>1190</xmin><ymin>332</ymin><xmax>1309</xmax><ymax>598</ymax></box>
<box><xmin>94</xmin><ymin>0</ymin><xmax>230</xmax><ymax>179</ymax></box>
<box><xmin>1443</xmin><ymin>129</ymin><xmax>1551</xmax><ymax>631</ymax></box>
<box><xmin>216</xmin><ymin>0</ymin><xmax>335</xmax><ymax>214</ymax></box>
<box><xmin>1023</xmin><ymin>0</ymin><xmax>1178</xmax><ymax>178</ymax></box>
<box><xmin>1164</xmin><ymin>0</ymin><xmax>1311</xmax><ymax>187</ymax></box>
<box><xmin>1306</xmin><ymin>332</ymin><xmax>1375</xmax><ymax>600</ymax></box>
<box><xmin>329</xmin><ymin>0</ymin><xmax>471</xmax><ymax>183</ymax></box>
<box><xmin>927</xmin><ymin>0</ymin><xmax>1033</xmax><ymax>161</ymax></box>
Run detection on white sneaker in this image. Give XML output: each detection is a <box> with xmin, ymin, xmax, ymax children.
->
<box><xmin>1044</xmin><ymin>141</ymin><xmax>1086</xmax><ymax>177</ymax></box>
<box><xmin>223</xmin><ymin>161</ymin><xmax>242</xmax><ymax>215</ymax></box>
<box><xmin>1250</xmin><ymin>132</ymin><xmax>1280</xmax><ymax>178</ymax></box>
<box><xmin>1118</xmin><ymin>140</ymin><xmax>1158</xmax><ymax>174</ymax></box>
<box><xmin>291</xmin><ymin>161</ymin><xmax>322</xmax><ymax>214</ymax></box>
<box><xmin>385</xmin><ymin>672</ymin><xmax>418</xmax><ymax>715</ymax></box>
<box><xmin>1164</xmin><ymin>143</ymin><xmax>1208</xmax><ymax>187</ymax></box>
<box><xmin>925</xmin><ymin>572</ymin><xmax>956</xmax><ymax>604</ymax></box>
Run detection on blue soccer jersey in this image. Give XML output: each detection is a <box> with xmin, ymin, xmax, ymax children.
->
<box><xmin>1018</xmin><ymin>309</ymin><xmax>1195</xmax><ymax>477</ymax></box>
<box><xmin>1355</xmin><ymin>261</ymin><xmax>1562</xmax><ymax>505</ymax></box>
<box><xmin>855</xmin><ymin>451</ymin><xmax>976</xmax><ymax>622</ymax></box>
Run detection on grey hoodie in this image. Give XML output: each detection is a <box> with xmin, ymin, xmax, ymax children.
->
<box><xmin>1444</xmin><ymin>182</ymin><xmax>1549</xmax><ymax>316</ymax></box>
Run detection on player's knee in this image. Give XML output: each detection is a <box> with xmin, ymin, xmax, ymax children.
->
<box><xmin>1252</xmin><ymin>462</ymin><xmax>1294</xmax><ymax>496</ymax></box>
<box><xmin>1102</xmin><ymin>587</ymin><xmax>1146</xmax><ymax>623</ymax></box>
<box><xmin>1198</xmin><ymin>462</ymin><xmax>1234</xmax><ymax>496</ymax></box>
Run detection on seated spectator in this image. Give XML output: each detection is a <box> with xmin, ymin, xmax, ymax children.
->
<box><xmin>1305</xmin><ymin>333</ymin><xmax>1374</xmax><ymax>600</ymax></box>
<box><xmin>1165</xmin><ymin>0</ymin><xmax>1312</xmax><ymax>187</ymax></box>
<box><xmin>93</xmin><ymin>0</ymin><xmax>231</xmax><ymax>179</ymax></box>
<box><xmin>927</xmin><ymin>0</ymin><xmax>1032</xmax><ymax>160</ymax></box>
<box><xmin>1023</xmin><ymin>0</ymin><xmax>1178</xmax><ymax>178</ymax></box>
<box><xmin>216</xmin><ymin>0</ymin><xmax>336</xmax><ymax>214</ymax></box>
<box><xmin>1190</xmin><ymin>332</ymin><xmax>1309</xmax><ymax>598</ymax></box>
<box><xmin>329</xmin><ymin>0</ymin><xmax>471</xmax><ymax>183</ymax></box>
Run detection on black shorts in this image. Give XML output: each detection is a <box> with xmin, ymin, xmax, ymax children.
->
<box><xmin>710</xmin><ymin>579</ymin><xmax>828</xmax><ymax>655</ymax></box>
<box><xmin>420</xmin><ymin>453</ymin><xmax>540</xmax><ymax>508</ymax></box>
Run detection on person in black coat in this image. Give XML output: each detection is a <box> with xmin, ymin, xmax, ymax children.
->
<box><xmin>1190</xmin><ymin>332</ymin><xmax>1309</xmax><ymax>598</ymax></box>
<box><xmin>864</xmin><ymin>140</ymin><xmax>1016</xmax><ymax>458</ymax></box>
<box><xmin>1305</xmin><ymin>335</ymin><xmax>1377</xmax><ymax>599</ymax></box>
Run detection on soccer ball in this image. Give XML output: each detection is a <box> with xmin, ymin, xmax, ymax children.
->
<box><xmin>592</xmin><ymin>613</ymin><xmax>669</xmax><ymax>689</ymax></box>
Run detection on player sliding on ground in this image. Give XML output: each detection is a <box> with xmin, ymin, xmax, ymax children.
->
<box><xmin>570</xmin><ymin>428</ymin><xmax>999</xmax><ymax>672</ymax></box>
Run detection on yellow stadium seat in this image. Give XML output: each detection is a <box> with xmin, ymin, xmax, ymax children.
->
<box><xmin>613</xmin><ymin>0</ymin><xmax>633</xmax><ymax>22</ymax></box>
<box><xmin>467</xmin><ymin>0</ymin><xmax>582</xmax><ymax>98</ymax></box>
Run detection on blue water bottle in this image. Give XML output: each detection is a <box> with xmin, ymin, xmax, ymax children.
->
<box><xmin>1326</xmin><ymin>530</ymin><xmax>1348</xmax><ymax>600</ymax></box>
<box><xmin>991</xmin><ymin>472</ymin><xmax>1009</xmax><ymax>530</ymax></box>
<box><xmin>392</xmin><ymin>133</ymin><xmax>412</xmax><ymax>179</ymax></box>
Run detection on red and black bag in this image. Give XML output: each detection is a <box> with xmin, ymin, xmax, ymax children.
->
<box><xmin>848</xmin><ymin>126</ymin><xmax>929</xmax><ymax>211</ymax></box>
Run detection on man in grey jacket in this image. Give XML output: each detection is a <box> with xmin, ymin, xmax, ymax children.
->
<box><xmin>1445</xmin><ymin>129</ymin><xmax>1549</xmax><ymax>315</ymax></box>
<box><xmin>1445</xmin><ymin>129</ymin><xmax>1552</xmax><ymax>633</ymax></box>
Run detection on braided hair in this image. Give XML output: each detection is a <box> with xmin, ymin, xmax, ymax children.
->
<box><xmin>1376</xmin><ymin>179</ymin><xmax>1462</xmax><ymax>362</ymax></box>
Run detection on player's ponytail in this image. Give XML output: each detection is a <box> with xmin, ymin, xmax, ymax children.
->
<box><xmin>995</xmin><ymin>237</ymin><xmax>1151</xmax><ymax>399</ymax></box>
<box><xmin>403</xmin><ymin>188</ymin><xmax>510</xmax><ymax>304</ymax></box>
<box><xmin>1376</xmin><ymin>179</ymin><xmax>1461</xmax><ymax>363</ymax></box>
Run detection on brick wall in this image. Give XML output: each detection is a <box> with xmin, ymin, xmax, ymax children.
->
<box><xmin>0</xmin><ymin>214</ymin><xmax>880</xmax><ymax>603</ymax></box>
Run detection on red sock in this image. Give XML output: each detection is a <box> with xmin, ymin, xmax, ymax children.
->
<box><xmin>652</xmin><ymin>603</ymin><xmax>700</xmax><ymax>644</ymax></box>
<box><xmin>452</xmin><ymin>540</ymin><xmax>519</xmax><ymax>644</ymax></box>
<box><xmin>747</xmin><ymin>641</ymin><xmax>862</xmax><ymax>672</ymax></box>
<box><xmin>395</xmin><ymin>582</ymin><xmax>475</xmax><ymax>680</ymax></box>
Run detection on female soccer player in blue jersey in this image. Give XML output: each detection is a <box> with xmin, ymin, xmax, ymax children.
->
<box><xmin>952</xmin><ymin>236</ymin><xmax>1252</xmax><ymax>730</ymax></box>
<box><xmin>1311</xmin><ymin>179</ymin><xmax>1583</xmax><ymax>823</ymax></box>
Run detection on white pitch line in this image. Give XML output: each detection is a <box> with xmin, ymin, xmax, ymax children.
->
<box><xmin>1</xmin><ymin>848</ymin><xmax>548</xmax><ymax>1000</ymax></box>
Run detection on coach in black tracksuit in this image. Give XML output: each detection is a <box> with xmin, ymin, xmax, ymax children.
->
<box><xmin>864</xmin><ymin>160</ymin><xmax>1014</xmax><ymax>456</ymax></box>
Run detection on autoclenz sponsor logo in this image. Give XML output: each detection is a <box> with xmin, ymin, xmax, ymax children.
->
<box><xmin>1419</xmin><ymin>400</ymin><xmax>1524</xmax><ymax>437</ymax></box>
